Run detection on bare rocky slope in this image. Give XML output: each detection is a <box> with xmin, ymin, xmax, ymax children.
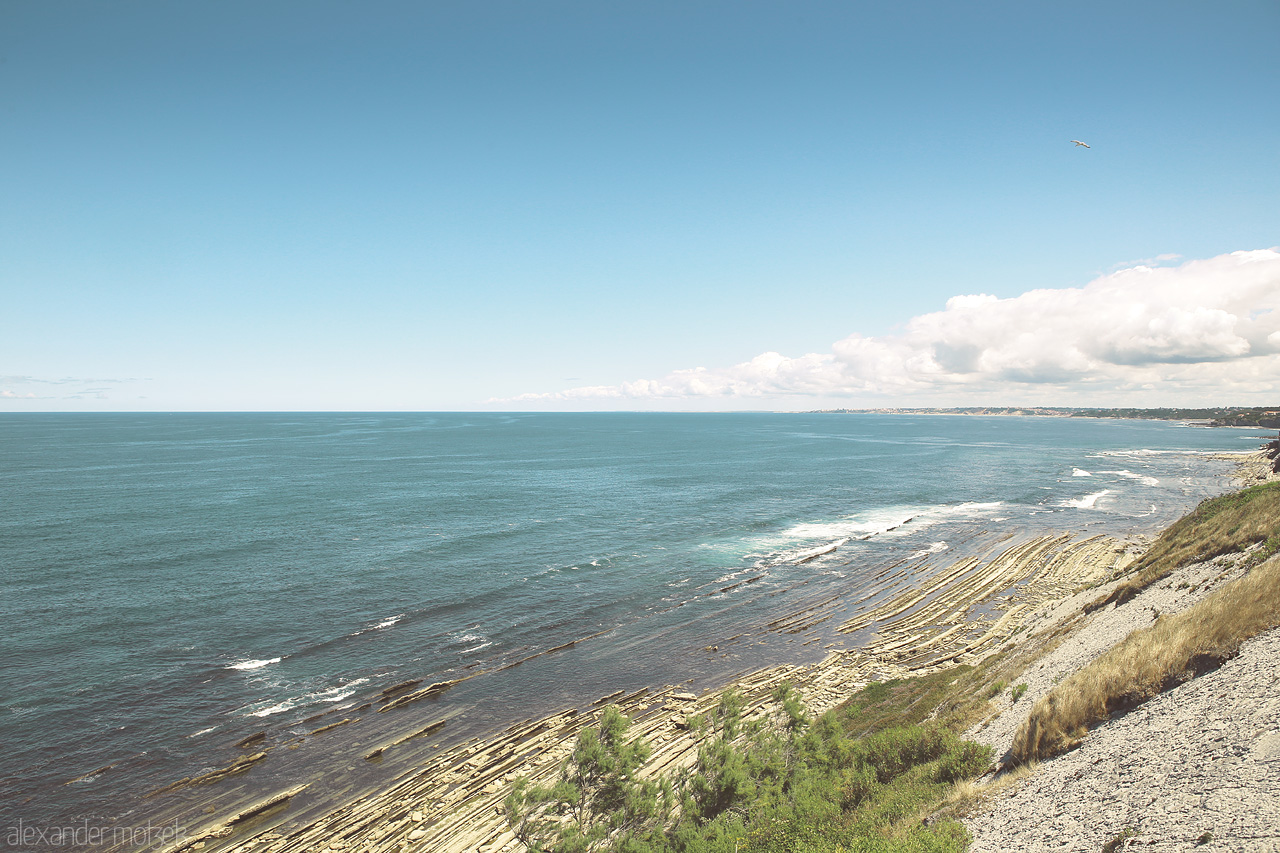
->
<box><xmin>965</xmin><ymin>624</ymin><xmax>1280</xmax><ymax>852</ymax></box>
<box><xmin>962</xmin><ymin>461</ymin><xmax>1280</xmax><ymax>853</ymax></box>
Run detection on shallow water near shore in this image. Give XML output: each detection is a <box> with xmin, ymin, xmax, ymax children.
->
<box><xmin>0</xmin><ymin>412</ymin><xmax>1265</xmax><ymax>840</ymax></box>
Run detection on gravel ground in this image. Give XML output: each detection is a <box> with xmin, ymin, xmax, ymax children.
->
<box><xmin>959</xmin><ymin>500</ymin><xmax>1280</xmax><ymax>853</ymax></box>
<box><xmin>964</xmin><ymin>626</ymin><xmax>1280</xmax><ymax>852</ymax></box>
<box><xmin>968</xmin><ymin>550</ymin><xmax>1255</xmax><ymax>766</ymax></box>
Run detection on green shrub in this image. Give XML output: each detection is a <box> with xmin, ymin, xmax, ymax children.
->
<box><xmin>936</xmin><ymin>740</ymin><xmax>992</xmax><ymax>783</ymax></box>
<box><xmin>1101</xmin><ymin>827</ymin><xmax>1137</xmax><ymax>853</ymax></box>
<box><xmin>507</xmin><ymin>682</ymin><xmax>993</xmax><ymax>853</ymax></box>
<box><xmin>1246</xmin><ymin>532</ymin><xmax>1280</xmax><ymax>568</ymax></box>
<box><xmin>506</xmin><ymin>705</ymin><xmax>666</xmax><ymax>852</ymax></box>
<box><xmin>839</xmin><ymin>763</ymin><xmax>878</xmax><ymax>809</ymax></box>
<box><xmin>860</xmin><ymin>725</ymin><xmax>950</xmax><ymax>783</ymax></box>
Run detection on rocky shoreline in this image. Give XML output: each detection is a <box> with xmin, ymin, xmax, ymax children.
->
<box><xmin>152</xmin><ymin>533</ymin><xmax>1144</xmax><ymax>851</ymax></box>
<box><xmin>138</xmin><ymin>451</ymin><xmax>1274</xmax><ymax>853</ymax></box>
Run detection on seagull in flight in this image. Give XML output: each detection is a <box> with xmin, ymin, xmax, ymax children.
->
<box><xmin>1071</xmin><ymin>139</ymin><xmax>1091</xmax><ymax>148</ymax></box>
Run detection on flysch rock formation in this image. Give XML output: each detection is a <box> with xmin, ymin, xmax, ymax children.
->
<box><xmin>155</xmin><ymin>529</ymin><xmax>1132</xmax><ymax>853</ymax></box>
<box><xmin>153</xmin><ymin>450</ymin><xmax>1277</xmax><ymax>853</ymax></box>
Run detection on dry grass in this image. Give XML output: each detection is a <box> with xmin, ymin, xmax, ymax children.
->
<box><xmin>923</xmin><ymin>760</ymin><xmax>1038</xmax><ymax>825</ymax></box>
<box><xmin>1086</xmin><ymin>481</ymin><xmax>1280</xmax><ymax>612</ymax></box>
<box><xmin>1011</xmin><ymin>552</ymin><xmax>1280</xmax><ymax>764</ymax></box>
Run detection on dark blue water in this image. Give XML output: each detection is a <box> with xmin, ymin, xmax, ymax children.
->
<box><xmin>0</xmin><ymin>413</ymin><xmax>1264</xmax><ymax>838</ymax></box>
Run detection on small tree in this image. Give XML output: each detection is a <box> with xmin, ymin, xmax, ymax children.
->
<box><xmin>680</xmin><ymin>686</ymin><xmax>757</xmax><ymax>824</ymax></box>
<box><xmin>506</xmin><ymin>705</ymin><xmax>666</xmax><ymax>852</ymax></box>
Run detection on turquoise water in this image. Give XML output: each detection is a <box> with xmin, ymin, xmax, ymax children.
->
<box><xmin>0</xmin><ymin>413</ymin><xmax>1264</xmax><ymax>837</ymax></box>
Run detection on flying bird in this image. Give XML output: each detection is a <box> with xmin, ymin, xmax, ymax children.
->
<box><xmin>1071</xmin><ymin>140</ymin><xmax>1091</xmax><ymax>148</ymax></box>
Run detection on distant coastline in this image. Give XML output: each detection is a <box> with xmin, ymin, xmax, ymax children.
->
<box><xmin>805</xmin><ymin>406</ymin><xmax>1280</xmax><ymax>428</ymax></box>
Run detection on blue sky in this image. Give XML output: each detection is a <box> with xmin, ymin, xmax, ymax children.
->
<box><xmin>3</xmin><ymin>1</ymin><xmax>1278</xmax><ymax>411</ymax></box>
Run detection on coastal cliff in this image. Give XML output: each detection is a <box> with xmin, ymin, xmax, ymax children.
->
<box><xmin>962</xmin><ymin>467</ymin><xmax>1280</xmax><ymax>851</ymax></box>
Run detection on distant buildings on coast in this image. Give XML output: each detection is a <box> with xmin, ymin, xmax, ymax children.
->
<box><xmin>806</xmin><ymin>406</ymin><xmax>1280</xmax><ymax>428</ymax></box>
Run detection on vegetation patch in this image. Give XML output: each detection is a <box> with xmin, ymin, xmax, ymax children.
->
<box><xmin>506</xmin><ymin>682</ymin><xmax>994</xmax><ymax>853</ymax></box>
<box><xmin>1245</xmin><ymin>532</ymin><xmax>1280</xmax><ymax>570</ymax></box>
<box><xmin>1012</xmin><ymin>553</ymin><xmax>1280</xmax><ymax>765</ymax></box>
<box><xmin>1100</xmin><ymin>827</ymin><xmax>1137</xmax><ymax>853</ymax></box>
<box><xmin>839</xmin><ymin>668</ymin><xmax>981</xmax><ymax>738</ymax></box>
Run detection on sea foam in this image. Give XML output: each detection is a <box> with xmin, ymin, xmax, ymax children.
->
<box><xmin>226</xmin><ymin>657</ymin><xmax>282</xmax><ymax>671</ymax></box>
<box><xmin>1100</xmin><ymin>469</ymin><xmax>1160</xmax><ymax>486</ymax></box>
<box><xmin>245</xmin><ymin>678</ymin><xmax>370</xmax><ymax>718</ymax></box>
<box><xmin>1061</xmin><ymin>489</ymin><xmax>1111</xmax><ymax>509</ymax></box>
<box><xmin>909</xmin><ymin>541</ymin><xmax>950</xmax><ymax>559</ymax></box>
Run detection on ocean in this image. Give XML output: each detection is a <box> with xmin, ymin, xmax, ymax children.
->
<box><xmin>0</xmin><ymin>413</ymin><xmax>1266</xmax><ymax>843</ymax></box>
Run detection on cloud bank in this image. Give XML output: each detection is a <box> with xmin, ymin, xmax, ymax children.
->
<box><xmin>511</xmin><ymin>249</ymin><xmax>1280</xmax><ymax>407</ymax></box>
<box><xmin>0</xmin><ymin>375</ymin><xmax>138</xmax><ymax>403</ymax></box>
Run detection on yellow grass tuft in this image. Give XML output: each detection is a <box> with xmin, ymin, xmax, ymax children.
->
<box><xmin>1011</xmin><ymin>552</ymin><xmax>1280</xmax><ymax>764</ymax></box>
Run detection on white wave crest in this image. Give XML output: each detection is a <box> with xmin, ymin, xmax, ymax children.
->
<box><xmin>226</xmin><ymin>657</ymin><xmax>282</xmax><ymax>671</ymax></box>
<box><xmin>1072</xmin><ymin>468</ymin><xmax>1092</xmax><ymax>477</ymax></box>
<box><xmin>1061</xmin><ymin>489</ymin><xmax>1111</xmax><ymax>509</ymax></box>
<box><xmin>245</xmin><ymin>678</ymin><xmax>370</xmax><ymax>718</ymax></box>
<box><xmin>1099</xmin><ymin>469</ymin><xmax>1160</xmax><ymax>486</ymax></box>
<box><xmin>780</xmin><ymin>505</ymin><xmax>922</xmax><ymax>540</ymax></box>
<box><xmin>929</xmin><ymin>501</ymin><xmax>1005</xmax><ymax>518</ymax></box>
<box><xmin>791</xmin><ymin>541</ymin><xmax>844</xmax><ymax>563</ymax></box>
<box><xmin>750</xmin><ymin>539</ymin><xmax>846</xmax><ymax>569</ymax></box>
<box><xmin>753</xmin><ymin>502</ymin><xmax>1002</xmax><ymax>568</ymax></box>
<box><xmin>909</xmin><ymin>541</ymin><xmax>949</xmax><ymax>559</ymax></box>
<box><xmin>1092</xmin><ymin>448</ymin><xmax>1183</xmax><ymax>458</ymax></box>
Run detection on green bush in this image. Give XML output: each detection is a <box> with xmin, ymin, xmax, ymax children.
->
<box><xmin>839</xmin><ymin>763</ymin><xmax>879</xmax><ymax>809</ymax></box>
<box><xmin>936</xmin><ymin>740</ymin><xmax>992</xmax><ymax>783</ymax></box>
<box><xmin>506</xmin><ymin>705</ymin><xmax>667</xmax><ymax>852</ymax></box>
<box><xmin>506</xmin><ymin>682</ymin><xmax>992</xmax><ymax>853</ymax></box>
<box><xmin>860</xmin><ymin>725</ymin><xmax>950</xmax><ymax>783</ymax></box>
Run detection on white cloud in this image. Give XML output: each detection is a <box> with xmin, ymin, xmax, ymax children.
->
<box><xmin>1109</xmin><ymin>252</ymin><xmax>1183</xmax><ymax>270</ymax></box>
<box><xmin>510</xmin><ymin>249</ymin><xmax>1280</xmax><ymax>407</ymax></box>
<box><xmin>0</xmin><ymin>375</ymin><xmax>141</xmax><ymax>404</ymax></box>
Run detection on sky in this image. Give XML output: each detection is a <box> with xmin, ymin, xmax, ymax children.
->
<box><xmin>2</xmin><ymin>1</ymin><xmax>1278</xmax><ymax>412</ymax></box>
